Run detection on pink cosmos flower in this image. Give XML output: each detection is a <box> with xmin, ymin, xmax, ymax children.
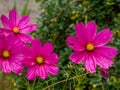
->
<box><xmin>67</xmin><ymin>22</ymin><xmax>118</xmax><ymax>73</ymax></box>
<box><xmin>22</xmin><ymin>39</ymin><xmax>59</xmax><ymax>80</ymax></box>
<box><xmin>0</xmin><ymin>35</ymin><xmax>24</xmax><ymax>74</ymax></box>
<box><xmin>0</xmin><ymin>9</ymin><xmax>37</xmax><ymax>42</ymax></box>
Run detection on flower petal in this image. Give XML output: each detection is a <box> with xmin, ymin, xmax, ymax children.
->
<box><xmin>94</xmin><ymin>28</ymin><xmax>113</xmax><ymax>47</ymax></box>
<box><xmin>40</xmin><ymin>42</ymin><xmax>54</xmax><ymax>57</ymax></box>
<box><xmin>95</xmin><ymin>46</ymin><xmax>118</xmax><ymax>59</ymax></box>
<box><xmin>37</xmin><ymin>65</ymin><xmax>48</xmax><ymax>79</ymax></box>
<box><xmin>32</xmin><ymin>39</ymin><xmax>42</xmax><ymax>53</ymax></box>
<box><xmin>75</xmin><ymin>22</ymin><xmax>87</xmax><ymax>45</ymax></box>
<box><xmin>47</xmin><ymin>65</ymin><xmax>59</xmax><ymax>76</ymax></box>
<box><xmin>18</xmin><ymin>16</ymin><xmax>30</xmax><ymax>28</ymax></box>
<box><xmin>0</xmin><ymin>35</ymin><xmax>10</xmax><ymax>49</ymax></box>
<box><xmin>94</xmin><ymin>53</ymin><xmax>114</xmax><ymax>68</ymax></box>
<box><xmin>100</xmin><ymin>68</ymin><xmax>109</xmax><ymax>79</ymax></box>
<box><xmin>67</xmin><ymin>36</ymin><xmax>85</xmax><ymax>51</ymax></box>
<box><xmin>9</xmin><ymin>9</ymin><xmax>18</xmax><ymax>25</ymax></box>
<box><xmin>21</xmin><ymin>45</ymin><xmax>34</xmax><ymax>57</ymax></box>
<box><xmin>0</xmin><ymin>35</ymin><xmax>5</xmax><ymax>50</ymax></box>
<box><xmin>20</xmin><ymin>24</ymin><xmax>37</xmax><ymax>33</ymax></box>
<box><xmin>85</xmin><ymin>22</ymin><xmax>97</xmax><ymax>42</ymax></box>
<box><xmin>1</xmin><ymin>15</ymin><xmax>11</xmax><ymax>29</ymax></box>
<box><xmin>45</xmin><ymin>54</ymin><xmax>58</xmax><ymax>64</ymax></box>
<box><xmin>4</xmin><ymin>35</ymin><xmax>22</xmax><ymax>50</ymax></box>
<box><xmin>10</xmin><ymin>56</ymin><xmax>23</xmax><ymax>74</ymax></box>
<box><xmin>21</xmin><ymin>46</ymin><xmax>36</xmax><ymax>67</ymax></box>
<box><xmin>18</xmin><ymin>34</ymin><xmax>33</xmax><ymax>43</ymax></box>
<box><xmin>23</xmin><ymin>58</ymin><xmax>36</xmax><ymax>67</ymax></box>
<box><xmin>26</xmin><ymin>67</ymin><xmax>37</xmax><ymax>80</ymax></box>
<box><xmin>1</xmin><ymin>60</ymin><xmax>11</xmax><ymax>73</ymax></box>
<box><xmin>0</xmin><ymin>58</ymin><xmax>2</xmax><ymax>66</ymax></box>
<box><xmin>69</xmin><ymin>51</ymin><xmax>86</xmax><ymax>64</ymax></box>
<box><xmin>84</xmin><ymin>53</ymin><xmax>96</xmax><ymax>73</ymax></box>
<box><xmin>0</xmin><ymin>28</ymin><xmax>12</xmax><ymax>35</ymax></box>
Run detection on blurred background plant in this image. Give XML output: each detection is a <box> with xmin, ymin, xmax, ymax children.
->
<box><xmin>0</xmin><ymin>0</ymin><xmax>120</xmax><ymax>90</ymax></box>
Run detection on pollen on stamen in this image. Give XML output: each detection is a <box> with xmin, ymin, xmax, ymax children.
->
<box><xmin>86</xmin><ymin>43</ymin><xmax>94</xmax><ymax>51</ymax></box>
<box><xmin>13</xmin><ymin>27</ymin><xmax>19</xmax><ymax>34</ymax></box>
<box><xmin>36</xmin><ymin>56</ymin><xmax>44</xmax><ymax>64</ymax></box>
<box><xmin>2</xmin><ymin>50</ymin><xmax>10</xmax><ymax>58</ymax></box>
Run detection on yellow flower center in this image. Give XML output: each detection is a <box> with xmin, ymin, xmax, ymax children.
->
<box><xmin>2</xmin><ymin>50</ymin><xmax>10</xmax><ymax>58</ymax></box>
<box><xmin>13</xmin><ymin>27</ymin><xmax>19</xmax><ymax>34</ymax></box>
<box><xmin>36</xmin><ymin>56</ymin><xmax>44</xmax><ymax>64</ymax></box>
<box><xmin>86</xmin><ymin>43</ymin><xmax>94</xmax><ymax>51</ymax></box>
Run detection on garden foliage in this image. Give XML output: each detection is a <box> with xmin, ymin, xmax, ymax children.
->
<box><xmin>0</xmin><ymin>0</ymin><xmax>120</xmax><ymax>90</ymax></box>
<box><xmin>33</xmin><ymin>0</ymin><xmax>120</xmax><ymax>90</ymax></box>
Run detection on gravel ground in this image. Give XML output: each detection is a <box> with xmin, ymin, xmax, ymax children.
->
<box><xmin>0</xmin><ymin>0</ymin><xmax>40</xmax><ymax>23</ymax></box>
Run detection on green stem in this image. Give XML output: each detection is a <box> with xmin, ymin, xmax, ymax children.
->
<box><xmin>84</xmin><ymin>14</ymin><xmax>88</xmax><ymax>25</ymax></box>
<box><xmin>1</xmin><ymin>72</ymin><xmax>5</xmax><ymax>90</ymax></box>
<box><xmin>43</xmin><ymin>72</ymin><xmax>89</xmax><ymax>90</ymax></box>
<box><xmin>63</xmin><ymin>64</ymin><xmax>74</xmax><ymax>90</ymax></box>
<box><xmin>31</xmin><ymin>78</ymin><xmax>36</xmax><ymax>90</ymax></box>
<box><xmin>9</xmin><ymin>73</ymin><xmax>14</xmax><ymax>89</ymax></box>
<box><xmin>101</xmin><ymin>83</ymin><xmax>105</xmax><ymax>90</ymax></box>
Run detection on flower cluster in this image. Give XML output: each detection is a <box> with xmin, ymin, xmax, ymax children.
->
<box><xmin>0</xmin><ymin>10</ymin><xmax>118</xmax><ymax>80</ymax></box>
<box><xmin>0</xmin><ymin>9</ymin><xmax>59</xmax><ymax>80</ymax></box>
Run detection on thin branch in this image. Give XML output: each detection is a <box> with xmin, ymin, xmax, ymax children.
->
<box><xmin>43</xmin><ymin>72</ymin><xmax>89</xmax><ymax>90</ymax></box>
<box><xmin>54</xmin><ymin>0</ymin><xmax>82</xmax><ymax>20</ymax></box>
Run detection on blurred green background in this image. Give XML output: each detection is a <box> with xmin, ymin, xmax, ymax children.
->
<box><xmin>0</xmin><ymin>0</ymin><xmax>120</xmax><ymax>90</ymax></box>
